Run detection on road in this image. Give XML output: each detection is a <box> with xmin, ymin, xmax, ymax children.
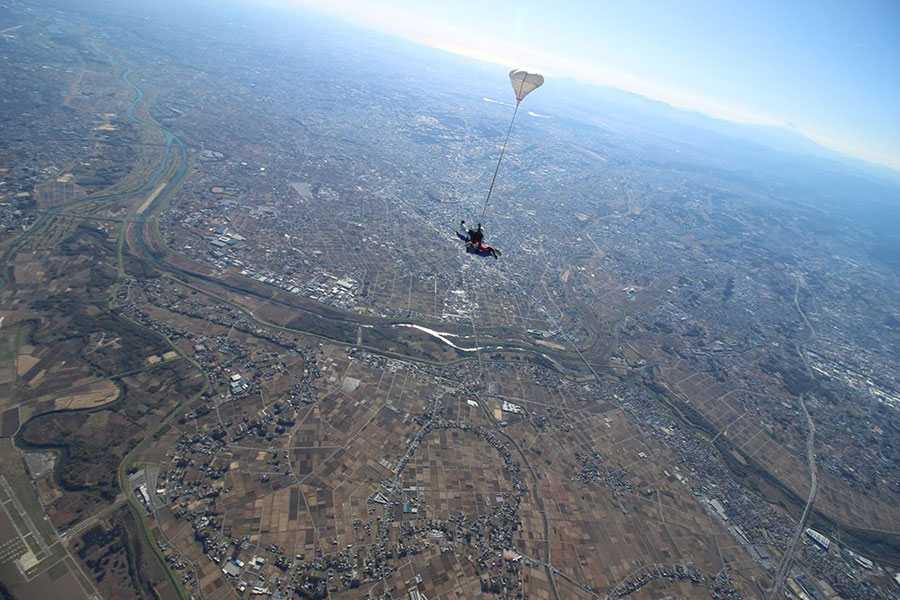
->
<box><xmin>768</xmin><ymin>392</ymin><xmax>817</xmax><ymax>599</ymax></box>
<box><xmin>475</xmin><ymin>394</ymin><xmax>561</xmax><ymax>600</ymax></box>
<box><xmin>768</xmin><ymin>279</ymin><xmax>819</xmax><ymax>600</ymax></box>
<box><xmin>62</xmin><ymin>498</ymin><xmax>126</xmax><ymax>541</ymax></box>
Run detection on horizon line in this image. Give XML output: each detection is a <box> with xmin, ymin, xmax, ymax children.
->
<box><xmin>288</xmin><ymin>0</ymin><xmax>900</xmax><ymax>174</ymax></box>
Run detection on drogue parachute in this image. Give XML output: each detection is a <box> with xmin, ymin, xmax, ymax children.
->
<box><xmin>509</xmin><ymin>69</ymin><xmax>544</xmax><ymax>102</ymax></box>
<box><xmin>481</xmin><ymin>69</ymin><xmax>544</xmax><ymax>218</ymax></box>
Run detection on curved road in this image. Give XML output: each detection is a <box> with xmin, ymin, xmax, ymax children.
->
<box><xmin>474</xmin><ymin>392</ymin><xmax>561</xmax><ymax>600</ymax></box>
<box><xmin>769</xmin><ymin>279</ymin><xmax>819</xmax><ymax>600</ymax></box>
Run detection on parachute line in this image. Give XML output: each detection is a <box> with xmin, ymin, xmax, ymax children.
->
<box><xmin>481</xmin><ymin>100</ymin><xmax>520</xmax><ymax>219</ymax></box>
<box><xmin>480</xmin><ymin>69</ymin><xmax>543</xmax><ymax>219</ymax></box>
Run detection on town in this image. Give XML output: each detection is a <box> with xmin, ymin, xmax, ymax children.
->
<box><xmin>0</xmin><ymin>1</ymin><xmax>898</xmax><ymax>600</ymax></box>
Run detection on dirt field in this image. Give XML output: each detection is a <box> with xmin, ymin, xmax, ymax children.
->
<box><xmin>136</xmin><ymin>182</ymin><xmax>166</xmax><ymax>214</ymax></box>
<box><xmin>12</xmin><ymin>559</ymin><xmax>89</xmax><ymax>600</ymax></box>
<box><xmin>16</xmin><ymin>354</ymin><xmax>40</xmax><ymax>377</ymax></box>
<box><xmin>0</xmin><ymin>331</ymin><xmax>16</xmax><ymax>389</ymax></box>
<box><xmin>535</xmin><ymin>339</ymin><xmax>566</xmax><ymax>350</ymax></box>
<box><xmin>0</xmin><ymin>409</ymin><xmax>19</xmax><ymax>438</ymax></box>
<box><xmin>52</xmin><ymin>380</ymin><xmax>119</xmax><ymax>411</ymax></box>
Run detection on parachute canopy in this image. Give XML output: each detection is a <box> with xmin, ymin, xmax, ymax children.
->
<box><xmin>509</xmin><ymin>69</ymin><xmax>544</xmax><ymax>103</ymax></box>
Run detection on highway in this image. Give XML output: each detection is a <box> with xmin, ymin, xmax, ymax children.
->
<box><xmin>768</xmin><ymin>278</ymin><xmax>819</xmax><ymax>600</ymax></box>
<box><xmin>768</xmin><ymin>391</ymin><xmax>817</xmax><ymax>600</ymax></box>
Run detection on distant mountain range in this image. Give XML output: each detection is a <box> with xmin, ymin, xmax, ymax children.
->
<box><xmin>538</xmin><ymin>76</ymin><xmax>900</xmax><ymax>188</ymax></box>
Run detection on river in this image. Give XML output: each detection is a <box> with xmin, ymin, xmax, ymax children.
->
<box><xmin>393</xmin><ymin>323</ymin><xmax>505</xmax><ymax>352</ymax></box>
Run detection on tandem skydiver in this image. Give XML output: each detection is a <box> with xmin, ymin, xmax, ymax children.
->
<box><xmin>457</xmin><ymin>220</ymin><xmax>501</xmax><ymax>259</ymax></box>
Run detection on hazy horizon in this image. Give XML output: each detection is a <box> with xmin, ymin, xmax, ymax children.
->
<box><xmin>286</xmin><ymin>0</ymin><xmax>900</xmax><ymax>173</ymax></box>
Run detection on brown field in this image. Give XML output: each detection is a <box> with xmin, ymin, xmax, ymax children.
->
<box><xmin>136</xmin><ymin>182</ymin><xmax>166</xmax><ymax>214</ymax></box>
<box><xmin>16</xmin><ymin>354</ymin><xmax>41</xmax><ymax>377</ymax></box>
<box><xmin>34</xmin><ymin>179</ymin><xmax>89</xmax><ymax>210</ymax></box>
<box><xmin>535</xmin><ymin>339</ymin><xmax>566</xmax><ymax>350</ymax></box>
<box><xmin>52</xmin><ymin>380</ymin><xmax>120</xmax><ymax>410</ymax></box>
<box><xmin>139</xmin><ymin>332</ymin><xmax>764</xmax><ymax>599</ymax></box>
<box><xmin>646</xmin><ymin>344</ymin><xmax>900</xmax><ymax>536</ymax></box>
<box><xmin>12</xmin><ymin>559</ymin><xmax>90</xmax><ymax>600</ymax></box>
<box><xmin>0</xmin><ymin>408</ymin><xmax>19</xmax><ymax>438</ymax></box>
<box><xmin>0</xmin><ymin>331</ymin><xmax>17</xmax><ymax>389</ymax></box>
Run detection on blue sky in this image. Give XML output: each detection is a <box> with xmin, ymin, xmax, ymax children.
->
<box><xmin>289</xmin><ymin>0</ymin><xmax>900</xmax><ymax>170</ymax></box>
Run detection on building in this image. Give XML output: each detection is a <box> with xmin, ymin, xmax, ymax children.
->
<box><xmin>222</xmin><ymin>561</ymin><xmax>241</xmax><ymax>577</ymax></box>
<box><xmin>805</xmin><ymin>528</ymin><xmax>831</xmax><ymax>550</ymax></box>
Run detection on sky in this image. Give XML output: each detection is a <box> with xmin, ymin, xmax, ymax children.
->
<box><xmin>286</xmin><ymin>0</ymin><xmax>900</xmax><ymax>171</ymax></box>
